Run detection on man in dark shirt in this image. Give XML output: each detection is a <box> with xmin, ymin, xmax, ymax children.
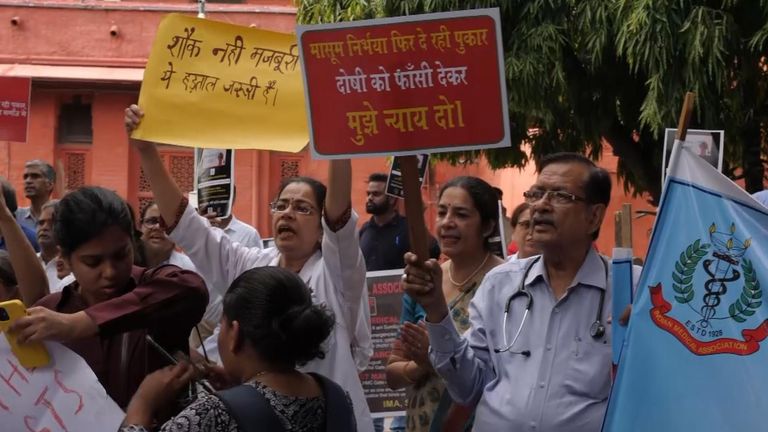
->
<box><xmin>359</xmin><ymin>173</ymin><xmax>440</xmax><ymax>270</ymax></box>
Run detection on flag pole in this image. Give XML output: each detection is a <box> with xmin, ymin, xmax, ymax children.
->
<box><xmin>400</xmin><ymin>155</ymin><xmax>430</xmax><ymax>262</ymax></box>
<box><xmin>666</xmin><ymin>92</ymin><xmax>696</xmax><ymax>186</ymax></box>
<box><xmin>675</xmin><ymin>92</ymin><xmax>696</xmax><ymax>141</ymax></box>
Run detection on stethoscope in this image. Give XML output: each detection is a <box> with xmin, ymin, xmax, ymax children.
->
<box><xmin>494</xmin><ymin>255</ymin><xmax>608</xmax><ymax>356</ymax></box>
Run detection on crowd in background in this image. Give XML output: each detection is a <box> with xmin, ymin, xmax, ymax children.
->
<box><xmin>0</xmin><ymin>104</ymin><xmax>763</xmax><ymax>432</ymax></box>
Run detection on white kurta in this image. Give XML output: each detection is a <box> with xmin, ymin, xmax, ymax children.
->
<box><xmin>170</xmin><ymin>204</ymin><xmax>374</xmax><ymax>432</ymax></box>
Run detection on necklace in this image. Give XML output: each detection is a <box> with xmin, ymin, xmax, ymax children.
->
<box><xmin>246</xmin><ymin>370</ymin><xmax>270</xmax><ymax>383</ymax></box>
<box><xmin>448</xmin><ymin>253</ymin><xmax>490</xmax><ymax>287</ymax></box>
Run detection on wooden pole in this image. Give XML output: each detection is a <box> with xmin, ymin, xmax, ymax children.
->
<box><xmin>620</xmin><ymin>203</ymin><xmax>633</xmax><ymax>249</ymax></box>
<box><xmin>400</xmin><ymin>155</ymin><xmax>430</xmax><ymax>262</ymax></box>
<box><xmin>675</xmin><ymin>92</ymin><xmax>696</xmax><ymax>141</ymax></box>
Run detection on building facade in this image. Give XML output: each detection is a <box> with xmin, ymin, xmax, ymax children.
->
<box><xmin>0</xmin><ymin>0</ymin><xmax>654</xmax><ymax>257</ymax></box>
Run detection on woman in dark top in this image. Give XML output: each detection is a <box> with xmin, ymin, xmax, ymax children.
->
<box><xmin>120</xmin><ymin>266</ymin><xmax>356</xmax><ymax>432</ymax></box>
<box><xmin>10</xmin><ymin>186</ymin><xmax>208</xmax><ymax>407</ymax></box>
<box><xmin>0</xmin><ymin>250</ymin><xmax>19</xmax><ymax>301</ymax></box>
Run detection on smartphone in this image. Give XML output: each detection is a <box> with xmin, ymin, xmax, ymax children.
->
<box><xmin>0</xmin><ymin>300</ymin><xmax>51</xmax><ymax>368</ymax></box>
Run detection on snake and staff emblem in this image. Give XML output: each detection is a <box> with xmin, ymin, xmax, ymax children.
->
<box><xmin>671</xmin><ymin>222</ymin><xmax>759</xmax><ymax>333</ymax></box>
<box><xmin>650</xmin><ymin>222</ymin><xmax>766</xmax><ymax>356</ymax></box>
<box><xmin>699</xmin><ymin>223</ymin><xmax>751</xmax><ymax>327</ymax></box>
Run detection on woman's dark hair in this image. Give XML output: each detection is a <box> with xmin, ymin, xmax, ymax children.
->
<box><xmin>0</xmin><ymin>250</ymin><xmax>18</xmax><ymax>288</ymax></box>
<box><xmin>0</xmin><ymin>178</ymin><xmax>18</xmax><ymax>217</ymax></box>
<box><xmin>276</xmin><ymin>177</ymin><xmax>327</xmax><ymax>212</ymax></box>
<box><xmin>0</xmin><ymin>250</ymin><xmax>18</xmax><ymax>301</ymax></box>
<box><xmin>510</xmin><ymin>202</ymin><xmax>531</xmax><ymax>227</ymax></box>
<box><xmin>140</xmin><ymin>201</ymin><xmax>157</xmax><ymax>222</ymax></box>
<box><xmin>55</xmin><ymin>187</ymin><xmax>134</xmax><ymax>256</ymax></box>
<box><xmin>126</xmin><ymin>201</ymin><xmax>147</xmax><ymax>267</ymax></box>
<box><xmin>222</xmin><ymin>266</ymin><xmax>335</xmax><ymax>368</ymax></box>
<box><xmin>438</xmin><ymin>176</ymin><xmax>499</xmax><ymax>250</ymax></box>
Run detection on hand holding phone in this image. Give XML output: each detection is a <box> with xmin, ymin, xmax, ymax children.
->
<box><xmin>0</xmin><ymin>300</ymin><xmax>51</xmax><ymax>368</ymax></box>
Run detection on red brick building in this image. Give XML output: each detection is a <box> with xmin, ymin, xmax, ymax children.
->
<box><xmin>0</xmin><ymin>0</ymin><xmax>655</xmax><ymax>257</ymax></box>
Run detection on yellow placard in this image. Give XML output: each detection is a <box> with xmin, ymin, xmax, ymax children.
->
<box><xmin>133</xmin><ymin>14</ymin><xmax>307</xmax><ymax>151</ymax></box>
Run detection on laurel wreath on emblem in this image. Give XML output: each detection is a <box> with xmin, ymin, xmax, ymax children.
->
<box><xmin>672</xmin><ymin>239</ymin><xmax>710</xmax><ymax>304</ymax></box>
<box><xmin>727</xmin><ymin>258</ymin><xmax>762</xmax><ymax>323</ymax></box>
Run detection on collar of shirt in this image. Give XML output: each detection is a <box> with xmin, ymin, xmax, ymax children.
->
<box><xmin>524</xmin><ymin>247</ymin><xmax>607</xmax><ymax>292</ymax></box>
<box><xmin>222</xmin><ymin>215</ymin><xmax>237</xmax><ymax>233</ymax></box>
<box><xmin>367</xmin><ymin>212</ymin><xmax>402</xmax><ymax>228</ymax></box>
<box><xmin>18</xmin><ymin>207</ymin><xmax>35</xmax><ymax>221</ymax></box>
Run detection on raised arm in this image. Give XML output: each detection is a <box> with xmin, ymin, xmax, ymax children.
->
<box><xmin>320</xmin><ymin>159</ymin><xmax>371</xmax><ymax>366</ymax></box>
<box><xmin>0</xmin><ymin>192</ymin><xmax>48</xmax><ymax>305</ymax></box>
<box><xmin>124</xmin><ymin>104</ymin><xmax>268</xmax><ymax>295</ymax></box>
<box><xmin>124</xmin><ymin>105</ymin><xmax>184</xmax><ymax>225</ymax></box>
<box><xmin>325</xmin><ymin>159</ymin><xmax>352</xmax><ymax>223</ymax></box>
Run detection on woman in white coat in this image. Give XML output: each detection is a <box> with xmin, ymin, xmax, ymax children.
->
<box><xmin>124</xmin><ymin>105</ymin><xmax>374</xmax><ymax>432</ymax></box>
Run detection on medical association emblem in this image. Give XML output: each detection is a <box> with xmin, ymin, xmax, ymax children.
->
<box><xmin>649</xmin><ymin>222</ymin><xmax>768</xmax><ymax>356</ymax></box>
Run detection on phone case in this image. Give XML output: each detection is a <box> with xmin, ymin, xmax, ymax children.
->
<box><xmin>0</xmin><ymin>300</ymin><xmax>51</xmax><ymax>368</ymax></box>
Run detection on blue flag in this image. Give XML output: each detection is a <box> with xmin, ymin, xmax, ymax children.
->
<box><xmin>603</xmin><ymin>145</ymin><xmax>768</xmax><ymax>431</ymax></box>
<box><xmin>611</xmin><ymin>248</ymin><xmax>634</xmax><ymax>366</ymax></box>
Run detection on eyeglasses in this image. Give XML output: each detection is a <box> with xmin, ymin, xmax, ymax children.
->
<box><xmin>142</xmin><ymin>217</ymin><xmax>165</xmax><ymax>228</ymax></box>
<box><xmin>269</xmin><ymin>200</ymin><xmax>316</xmax><ymax>216</ymax></box>
<box><xmin>523</xmin><ymin>189</ymin><xmax>586</xmax><ymax>205</ymax></box>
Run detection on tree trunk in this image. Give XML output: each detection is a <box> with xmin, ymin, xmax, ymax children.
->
<box><xmin>740</xmin><ymin>121</ymin><xmax>764</xmax><ymax>194</ymax></box>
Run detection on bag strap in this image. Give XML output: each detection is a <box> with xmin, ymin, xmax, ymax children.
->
<box><xmin>308</xmin><ymin>373</ymin><xmax>357</xmax><ymax>432</ymax></box>
<box><xmin>218</xmin><ymin>375</ymin><xmax>357</xmax><ymax>432</ymax></box>
<box><xmin>216</xmin><ymin>384</ymin><xmax>286</xmax><ymax>432</ymax></box>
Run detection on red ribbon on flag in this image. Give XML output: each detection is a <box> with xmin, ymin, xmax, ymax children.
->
<box><xmin>649</xmin><ymin>284</ymin><xmax>768</xmax><ymax>356</ymax></box>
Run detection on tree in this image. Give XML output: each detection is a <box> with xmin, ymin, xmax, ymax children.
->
<box><xmin>297</xmin><ymin>0</ymin><xmax>768</xmax><ymax>204</ymax></box>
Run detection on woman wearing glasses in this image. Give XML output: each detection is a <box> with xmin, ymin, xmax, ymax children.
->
<box><xmin>124</xmin><ymin>105</ymin><xmax>374</xmax><ymax>432</ymax></box>
<box><xmin>140</xmin><ymin>203</ymin><xmax>194</xmax><ymax>269</ymax></box>
<box><xmin>386</xmin><ymin>176</ymin><xmax>505</xmax><ymax>432</ymax></box>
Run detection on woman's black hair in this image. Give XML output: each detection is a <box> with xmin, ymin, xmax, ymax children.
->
<box><xmin>126</xmin><ymin>201</ymin><xmax>147</xmax><ymax>267</ymax></box>
<box><xmin>54</xmin><ymin>186</ymin><xmax>134</xmax><ymax>256</ymax></box>
<box><xmin>222</xmin><ymin>266</ymin><xmax>335</xmax><ymax>368</ymax></box>
<box><xmin>276</xmin><ymin>177</ymin><xmax>327</xmax><ymax>212</ymax></box>
<box><xmin>140</xmin><ymin>201</ymin><xmax>156</xmax><ymax>222</ymax></box>
<box><xmin>0</xmin><ymin>250</ymin><xmax>18</xmax><ymax>288</ymax></box>
<box><xmin>510</xmin><ymin>202</ymin><xmax>531</xmax><ymax>227</ymax></box>
<box><xmin>438</xmin><ymin>176</ymin><xmax>499</xmax><ymax>250</ymax></box>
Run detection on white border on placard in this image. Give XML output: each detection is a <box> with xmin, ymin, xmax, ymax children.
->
<box><xmin>297</xmin><ymin>8</ymin><xmax>511</xmax><ymax>159</ymax></box>
<box><xmin>24</xmin><ymin>77</ymin><xmax>31</xmax><ymax>144</ymax></box>
<box><xmin>661</xmin><ymin>128</ymin><xmax>724</xmax><ymax>186</ymax></box>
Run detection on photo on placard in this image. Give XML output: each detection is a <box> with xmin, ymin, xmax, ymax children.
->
<box><xmin>198</xmin><ymin>149</ymin><xmax>229</xmax><ymax>179</ymax></box>
<box><xmin>662</xmin><ymin>129</ymin><xmax>724</xmax><ymax>185</ymax></box>
<box><xmin>385</xmin><ymin>154</ymin><xmax>430</xmax><ymax>199</ymax></box>
<box><xmin>195</xmin><ymin>148</ymin><xmax>235</xmax><ymax>218</ymax></box>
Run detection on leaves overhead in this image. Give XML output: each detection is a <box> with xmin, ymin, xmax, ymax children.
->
<box><xmin>297</xmin><ymin>0</ymin><xmax>768</xmax><ymax>203</ymax></box>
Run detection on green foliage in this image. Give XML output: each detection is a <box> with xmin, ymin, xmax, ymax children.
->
<box><xmin>728</xmin><ymin>258</ymin><xmax>762</xmax><ymax>323</ymax></box>
<box><xmin>672</xmin><ymin>239</ymin><xmax>710</xmax><ymax>304</ymax></box>
<box><xmin>297</xmin><ymin>0</ymin><xmax>768</xmax><ymax>203</ymax></box>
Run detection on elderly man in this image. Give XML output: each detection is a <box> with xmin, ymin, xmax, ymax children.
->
<box><xmin>35</xmin><ymin>199</ymin><xmax>62</xmax><ymax>292</ymax></box>
<box><xmin>17</xmin><ymin>160</ymin><xmax>56</xmax><ymax>233</ymax></box>
<box><xmin>404</xmin><ymin>152</ymin><xmax>629</xmax><ymax>432</ymax></box>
